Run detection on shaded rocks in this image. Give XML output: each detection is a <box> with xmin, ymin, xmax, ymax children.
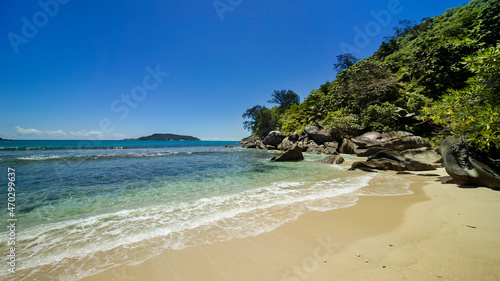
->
<box><xmin>340</xmin><ymin>139</ymin><xmax>357</xmax><ymax>154</ymax></box>
<box><xmin>262</xmin><ymin>131</ymin><xmax>287</xmax><ymax>147</ymax></box>
<box><xmin>242</xmin><ymin>138</ymin><xmax>266</xmax><ymax>149</ymax></box>
<box><xmin>351</xmin><ymin>131</ymin><xmax>431</xmax><ymax>157</ymax></box>
<box><xmin>304</xmin><ymin>126</ymin><xmax>334</xmax><ymax>144</ymax></box>
<box><xmin>440</xmin><ymin>137</ymin><xmax>500</xmax><ymax>188</ymax></box>
<box><xmin>317</xmin><ymin>155</ymin><xmax>345</xmax><ymax>165</ymax></box>
<box><xmin>350</xmin><ymin>149</ymin><xmax>437</xmax><ymax>172</ymax></box>
<box><xmin>271</xmin><ymin>144</ymin><xmax>304</xmax><ymax>162</ymax></box>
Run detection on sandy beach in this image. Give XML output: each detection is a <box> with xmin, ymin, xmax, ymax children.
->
<box><xmin>84</xmin><ymin>168</ymin><xmax>500</xmax><ymax>281</ymax></box>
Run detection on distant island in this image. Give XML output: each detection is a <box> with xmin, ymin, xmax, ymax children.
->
<box><xmin>0</xmin><ymin>138</ymin><xmax>12</xmax><ymax>141</ymax></box>
<box><xmin>124</xmin><ymin>133</ymin><xmax>201</xmax><ymax>141</ymax></box>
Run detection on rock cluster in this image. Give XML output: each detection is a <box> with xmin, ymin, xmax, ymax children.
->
<box><xmin>242</xmin><ymin>128</ymin><xmax>500</xmax><ymax>189</ymax></box>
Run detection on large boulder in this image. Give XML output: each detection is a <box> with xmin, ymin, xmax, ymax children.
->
<box><xmin>271</xmin><ymin>144</ymin><xmax>304</xmax><ymax>162</ymax></box>
<box><xmin>400</xmin><ymin>147</ymin><xmax>442</xmax><ymax>168</ymax></box>
<box><xmin>340</xmin><ymin>138</ymin><xmax>358</xmax><ymax>154</ymax></box>
<box><xmin>262</xmin><ymin>131</ymin><xmax>287</xmax><ymax>147</ymax></box>
<box><xmin>317</xmin><ymin>155</ymin><xmax>345</xmax><ymax>165</ymax></box>
<box><xmin>350</xmin><ymin>149</ymin><xmax>437</xmax><ymax>172</ymax></box>
<box><xmin>304</xmin><ymin>126</ymin><xmax>334</xmax><ymax>144</ymax></box>
<box><xmin>367</xmin><ymin>150</ymin><xmax>436</xmax><ymax>171</ymax></box>
<box><xmin>278</xmin><ymin>132</ymin><xmax>300</xmax><ymax>151</ymax></box>
<box><xmin>352</xmin><ymin>131</ymin><xmax>430</xmax><ymax>157</ymax></box>
<box><xmin>242</xmin><ymin>138</ymin><xmax>266</xmax><ymax>149</ymax></box>
<box><xmin>306</xmin><ymin>141</ymin><xmax>325</xmax><ymax>154</ymax></box>
<box><xmin>440</xmin><ymin>137</ymin><xmax>500</xmax><ymax>188</ymax></box>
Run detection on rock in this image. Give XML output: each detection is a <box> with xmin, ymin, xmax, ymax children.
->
<box><xmin>287</xmin><ymin>132</ymin><xmax>300</xmax><ymax>142</ymax></box>
<box><xmin>262</xmin><ymin>131</ymin><xmax>287</xmax><ymax>147</ymax></box>
<box><xmin>400</xmin><ymin>148</ymin><xmax>443</xmax><ymax>168</ymax></box>
<box><xmin>354</xmin><ymin>147</ymin><xmax>388</xmax><ymax>157</ymax></box>
<box><xmin>324</xmin><ymin>147</ymin><xmax>339</xmax><ymax>155</ymax></box>
<box><xmin>306</xmin><ymin>141</ymin><xmax>324</xmax><ymax>154</ymax></box>
<box><xmin>351</xmin><ymin>131</ymin><xmax>431</xmax><ymax>157</ymax></box>
<box><xmin>271</xmin><ymin>144</ymin><xmax>304</xmax><ymax>162</ymax></box>
<box><xmin>367</xmin><ymin>150</ymin><xmax>436</xmax><ymax>171</ymax></box>
<box><xmin>349</xmin><ymin>161</ymin><xmax>378</xmax><ymax>172</ymax></box>
<box><xmin>317</xmin><ymin>155</ymin><xmax>345</xmax><ymax>165</ymax></box>
<box><xmin>350</xmin><ymin>149</ymin><xmax>437</xmax><ymax>172</ymax></box>
<box><xmin>265</xmin><ymin>145</ymin><xmax>277</xmax><ymax>150</ymax></box>
<box><xmin>224</xmin><ymin>145</ymin><xmax>233</xmax><ymax>148</ymax></box>
<box><xmin>304</xmin><ymin>126</ymin><xmax>334</xmax><ymax>144</ymax></box>
<box><xmin>439</xmin><ymin>136</ymin><xmax>500</xmax><ymax>188</ymax></box>
<box><xmin>324</xmin><ymin>142</ymin><xmax>339</xmax><ymax>149</ymax></box>
<box><xmin>278</xmin><ymin>138</ymin><xmax>293</xmax><ymax>151</ymax></box>
<box><xmin>242</xmin><ymin>138</ymin><xmax>266</xmax><ymax>149</ymax></box>
<box><xmin>340</xmin><ymin>138</ymin><xmax>358</xmax><ymax>154</ymax></box>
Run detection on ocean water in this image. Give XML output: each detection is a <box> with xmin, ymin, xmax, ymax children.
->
<box><xmin>0</xmin><ymin>140</ymin><xmax>410</xmax><ymax>280</ymax></box>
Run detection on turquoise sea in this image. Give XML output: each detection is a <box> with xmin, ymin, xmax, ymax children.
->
<box><xmin>0</xmin><ymin>140</ymin><xmax>410</xmax><ymax>280</ymax></box>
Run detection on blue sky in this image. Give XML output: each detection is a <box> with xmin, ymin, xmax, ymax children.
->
<box><xmin>0</xmin><ymin>0</ymin><xmax>469</xmax><ymax>140</ymax></box>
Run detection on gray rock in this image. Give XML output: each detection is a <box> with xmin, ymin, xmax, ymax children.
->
<box><xmin>324</xmin><ymin>147</ymin><xmax>339</xmax><ymax>155</ymax></box>
<box><xmin>287</xmin><ymin>132</ymin><xmax>300</xmax><ymax>142</ymax></box>
<box><xmin>242</xmin><ymin>138</ymin><xmax>266</xmax><ymax>149</ymax></box>
<box><xmin>262</xmin><ymin>131</ymin><xmax>287</xmax><ymax>146</ymax></box>
<box><xmin>304</xmin><ymin>126</ymin><xmax>334</xmax><ymax>144</ymax></box>
<box><xmin>317</xmin><ymin>155</ymin><xmax>345</xmax><ymax>165</ymax></box>
<box><xmin>306</xmin><ymin>141</ymin><xmax>324</xmax><ymax>154</ymax></box>
<box><xmin>340</xmin><ymin>138</ymin><xmax>358</xmax><ymax>154</ymax></box>
<box><xmin>271</xmin><ymin>144</ymin><xmax>304</xmax><ymax>162</ymax></box>
<box><xmin>439</xmin><ymin>137</ymin><xmax>500</xmax><ymax>188</ymax></box>
<box><xmin>367</xmin><ymin>150</ymin><xmax>436</xmax><ymax>171</ymax></box>
<box><xmin>351</xmin><ymin>131</ymin><xmax>430</xmax><ymax>157</ymax></box>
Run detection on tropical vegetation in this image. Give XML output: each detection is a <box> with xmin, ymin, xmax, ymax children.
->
<box><xmin>242</xmin><ymin>0</ymin><xmax>499</xmax><ymax>150</ymax></box>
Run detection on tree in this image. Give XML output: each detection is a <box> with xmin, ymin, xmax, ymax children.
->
<box><xmin>425</xmin><ymin>45</ymin><xmax>500</xmax><ymax>149</ymax></box>
<box><xmin>242</xmin><ymin>105</ymin><xmax>277</xmax><ymax>138</ymax></box>
<box><xmin>333</xmin><ymin>53</ymin><xmax>359</xmax><ymax>71</ymax></box>
<box><xmin>267</xmin><ymin>89</ymin><xmax>300</xmax><ymax>112</ymax></box>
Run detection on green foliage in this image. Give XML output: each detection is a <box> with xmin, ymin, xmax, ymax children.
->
<box><xmin>333</xmin><ymin>53</ymin><xmax>359</xmax><ymax>71</ymax></box>
<box><xmin>425</xmin><ymin>45</ymin><xmax>500</xmax><ymax>149</ymax></box>
<box><xmin>242</xmin><ymin>0</ymin><xmax>499</xmax><ymax>148</ymax></box>
<box><xmin>278</xmin><ymin>104</ymin><xmax>306</xmax><ymax>134</ymax></box>
<box><xmin>268</xmin><ymin>89</ymin><xmax>300</xmax><ymax>113</ymax></box>
<box><xmin>242</xmin><ymin>105</ymin><xmax>277</xmax><ymax>138</ymax></box>
<box><xmin>362</xmin><ymin>102</ymin><xmax>401</xmax><ymax>132</ymax></box>
<box><xmin>322</xmin><ymin>110</ymin><xmax>364</xmax><ymax>141</ymax></box>
<box><xmin>326</xmin><ymin>59</ymin><xmax>401</xmax><ymax>114</ymax></box>
<box><xmin>474</xmin><ymin>0</ymin><xmax>500</xmax><ymax>46</ymax></box>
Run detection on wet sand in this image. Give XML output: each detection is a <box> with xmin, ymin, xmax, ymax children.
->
<box><xmin>84</xmin><ymin>168</ymin><xmax>500</xmax><ymax>281</ymax></box>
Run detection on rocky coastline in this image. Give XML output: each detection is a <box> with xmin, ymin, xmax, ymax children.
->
<box><xmin>241</xmin><ymin>126</ymin><xmax>500</xmax><ymax>189</ymax></box>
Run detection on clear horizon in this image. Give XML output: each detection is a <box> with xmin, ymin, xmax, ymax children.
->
<box><xmin>1</xmin><ymin>0</ymin><xmax>468</xmax><ymax>141</ymax></box>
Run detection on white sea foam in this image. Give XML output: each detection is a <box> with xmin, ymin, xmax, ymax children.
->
<box><xmin>3</xmin><ymin>170</ymin><xmax>413</xmax><ymax>281</ymax></box>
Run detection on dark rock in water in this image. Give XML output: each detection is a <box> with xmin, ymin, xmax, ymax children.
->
<box><xmin>271</xmin><ymin>144</ymin><xmax>304</xmax><ymax>162</ymax></box>
<box><xmin>340</xmin><ymin>138</ymin><xmax>358</xmax><ymax>154</ymax></box>
<box><xmin>224</xmin><ymin>145</ymin><xmax>233</xmax><ymax>148</ymax></box>
<box><xmin>317</xmin><ymin>155</ymin><xmax>345</xmax><ymax>165</ymax></box>
<box><xmin>262</xmin><ymin>131</ymin><xmax>287</xmax><ymax>147</ymax></box>
<box><xmin>439</xmin><ymin>137</ymin><xmax>500</xmax><ymax>188</ymax></box>
<box><xmin>304</xmin><ymin>126</ymin><xmax>334</xmax><ymax>144</ymax></box>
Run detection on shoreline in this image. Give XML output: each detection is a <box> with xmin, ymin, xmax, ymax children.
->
<box><xmin>82</xmin><ymin>168</ymin><xmax>500</xmax><ymax>281</ymax></box>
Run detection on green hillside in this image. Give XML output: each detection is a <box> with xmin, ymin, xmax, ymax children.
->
<box><xmin>243</xmin><ymin>0</ymin><xmax>499</xmax><ymax>149</ymax></box>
